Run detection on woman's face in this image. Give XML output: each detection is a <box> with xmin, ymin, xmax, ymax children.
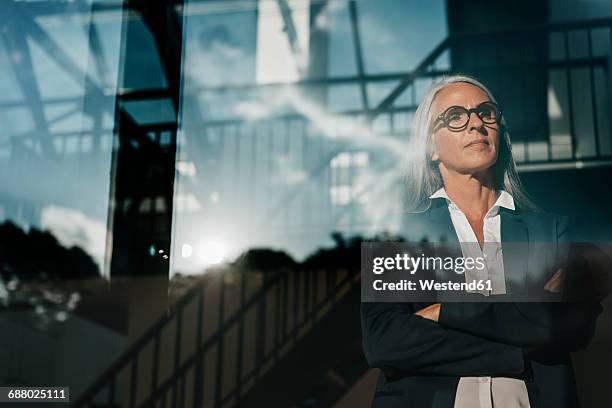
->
<box><xmin>429</xmin><ymin>82</ymin><xmax>500</xmax><ymax>176</ymax></box>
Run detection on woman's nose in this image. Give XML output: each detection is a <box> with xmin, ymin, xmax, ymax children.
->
<box><xmin>467</xmin><ymin>111</ymin><xmax>485</xmax><ymax>132</ymax></box>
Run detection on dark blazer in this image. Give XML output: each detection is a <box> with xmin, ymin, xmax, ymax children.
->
<box><xmin>361</xmin><ymin>200</ymin><xmax>602</xmax><ymax>408</ymax></box>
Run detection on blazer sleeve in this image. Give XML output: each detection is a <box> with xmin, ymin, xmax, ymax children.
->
<box><xmin>438</xmin><ymin>216</ymin><xmax>602</xmax><ymax>351</ymax></box>
<box><xmin>361</xmin><ymin>301</ymin><xmax>526</xmax><ymax>377</ymax></box>
<box><xmin>438</xmin><ymin>301</ymin><xmax>601</xmax><ymax>351</ymax></box>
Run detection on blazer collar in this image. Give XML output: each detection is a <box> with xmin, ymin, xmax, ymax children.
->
<box><xmin>424</xmin><ymin>198</ymin><xmax>526</xmax><ymax>242</ymax></box>
<box><xmin>426</xmin><ymin>200</ymin><xmax>458</xmax><ymax>243</ymax></box>
<box><xmin>425</xmin><ymin>202</ymin><xmax>530</xmax><ymax>295</ymax></box>
<box><xmin>500</xmin><ymin>208</ymin><xmax>529</xmax><ymax>295</ymax></box>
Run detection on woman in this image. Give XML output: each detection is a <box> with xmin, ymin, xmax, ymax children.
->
<box><xmin>361</xmin><ymin>75</ymin><xmax>601</xmax><ymax>408</ymax></box>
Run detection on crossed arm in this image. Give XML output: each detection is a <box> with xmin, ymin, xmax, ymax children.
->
<box><xmin>418</xmin><ymin>301</ymin><xmax>601</xmax><ymax>350</ymax></box>
<box><xmin>361</xmin><ymin>301</ymin><xmax>526</xmax><ymax>377</ymax></box>
<box><xmin>416</xmin><ymin>268</ymin><xmax>601</xmax><ymax>351</ymax></box>
<box><xmin>361</xmin><ymin>274</ymin><xmax>602</xmax><ymax>377</ymax></box>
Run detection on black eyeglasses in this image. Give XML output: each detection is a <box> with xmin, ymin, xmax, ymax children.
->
<box><xmin>431</xmin><ymin>101</ymin><xmax>502</xmax><ymax>132</ymax></box>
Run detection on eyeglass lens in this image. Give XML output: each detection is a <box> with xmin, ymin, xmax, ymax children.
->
<box><xmin>444</xmin><ymin>102</ymin><xmax>499</xmax><ymax>129</ymax></box>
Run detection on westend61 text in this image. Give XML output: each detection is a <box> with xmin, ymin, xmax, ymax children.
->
<box><xmin>373</xmin><ymin>279</ymin><xmax>493</xmax><ymax>292</ymax></box>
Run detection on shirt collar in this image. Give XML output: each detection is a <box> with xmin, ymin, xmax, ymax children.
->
<box><xmin>429</xmin><ymin>187</ymin><xmax>515</xmax><ymax>212</ymax></box>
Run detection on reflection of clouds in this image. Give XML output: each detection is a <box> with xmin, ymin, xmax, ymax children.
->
<box><xmin>211</xmin><ymin>40</ymin><xmax>245</xmax><ymax>59</ymax></box>
<box><xmin>367</xmin><ymin>2</ymin><xmax>447</xmax><ymax>73</ymax></box>
<box><xmin>185</xmin><ymin>40</ymin><xmax>251</xmax><ymax>87</ymax></box>
<box><xmin>233</xmin><ymin>89</ymin><xmax>291</xmax><ymax>120</ymax></box>
<box><xmin>232</xmin><ymin>85</ymin><xmax>409</xmax><ymax>151</ymax></box>
<box><xmin>40</xmin><ymin>206</ymin><xmax>106</xmax><ymax>273</ymax></box>
<box><xmin>198</xmin><ymin>23</ymin><xmax>246</xmax><ymax>59</ymax></box>
<box><xmin>314</xmin><ymin>8</ymin><xmax>329</xmax><ymax>29</ymax></box>
<box><xmin>0</xmin><ymin>107</ymin><xmax>36</xmax><ymax>140</ymax></box>
<box><xmin>366</xmin><ymin>81</ymin><xmax>401</xmax><ymax>107</ymax></box>
<box><xmin>283</xmin><ymin>86</ymin><xmax>407</xmax><ymax>153</ymax></box>
<box><xmin>360</xmin><ymin>17</ymin><xmax>394</xmax><ymax>46</ymax></box>
<box><xmin>184</xmin><ymin>19</ymin><xmax>254</xmax><ymax>88</ymax></box>
<box><xmin>256</xmin><ymin>0</ymin><xmax>310</xmax><ymax>82</ymax></box>
<box><xmin>234</xmin><ymin>100</ymin><xmax>275</xmax><ymax>121</ymax></box>
<box><xmin>272</xmin><ymin>154</ymin><xmax>308</xmax><ymax>185</ymax></box>
<box><xmin>231</xmin><ymin>85</ymin><xmax>417</xmax><ymax>232</ymax></box>
<box><xmin>173</xmin><ymin>0</ymin><xmax>450</xmax><ymax>259</ymax></box>
<box><xmin>327</xmin><ymin>0</ymin><xmax>347</xmax><ymax>13</ymax></box>
<box><xmin>351</xmin><ymin>165</ymin><xmax>406</xmax><ymax>233</ymax></box>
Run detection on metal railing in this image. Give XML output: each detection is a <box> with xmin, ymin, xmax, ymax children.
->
<box><xmin>173</xmin><ymin>18</ymin><xmax>612</xmax><ymax>241</ymax></box>
<box><xmin>189</xmin><ymin>17</ymin><xmax>612</xmax><ymax>160</ymax></box>
<box><xmin>72</xmin><ymin>266</ymin><xmax>360</xmax><ymax>407</ymax></box>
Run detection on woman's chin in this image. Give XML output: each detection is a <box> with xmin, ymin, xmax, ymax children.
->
<box><xmin>463</xmin><ymin>153</ymin><xmax>497</xmax><ymax>169</ymax></box>
<box><xmin>458</xmin><ymin>159</ymin><xmax>497</xmax><ymax>175</ymax></box>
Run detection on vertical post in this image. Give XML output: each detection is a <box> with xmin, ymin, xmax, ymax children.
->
<box><xmin>151</xmin><ymin>333</ymin><xmax>161</xmax><ymax>396</ymax></box>
<box><xmin>108</xmin><ymin>0</ymin><xmax>184</xmax><ymax>281</ymax></box>
<box><xmin>303</xmin><ymin>267</ymin><xmax>311</xmax><ymax>324</ymax></box>
<box><xmin>274</xmin><ymin>276</ymin><xmax>282</xmax><ymax>358</ymax></box>
<box><xmin>214</xmin><ymin>275</ymin><xmax>226</xmax><ymax>405</ymax></box>
<box><xmin>519</xmin><ymin>41</ymin><xmax>530</xmax><ymax>163</ymax></box>
<box><xmin>254</xmin><ymin>275</ymin><xmax>267</xmax><ymax>379</ymax></box>
<box><xmin>192</xmin><ymin>293</ymin><xmax>204</xmax><ymax>407</ymax></box>
<box><xmin>108</xmin><ymin>376</ymin><xmax>116</xmax><ymax>407</ymax></box>
<box><xmin>282</xmin><ymin>272</ymin><xmax>289</xmax><ymax>340</ymax></box>
<box><xmin>587</xmin><ymin>28</ymin><xmax>601</xmax><ymax>157</ymax></box>
<box><xmin>129</xmin><ymin>354</ymin><xmax>139</xmax><ymax>408</ymax></box>
<box><xmin>172</xmin><ymin>308</ymin><xmax>183</xmax><ymax>407</ymax></box>
<box><xmin>106</xmin><ymin>4</ymin><xmax>185</xmax><ymax>402</ymax></box>
<box><xmin>348</xmin><ymin>0</ymin><xmax>369</xmax><ymax>112</ymax></box>
<box><xmin>563</xmin><ymin>30</ymin><xmax>577</xmax><ymax>159</ymax></box>
<box><xmin>161</xmin><ymin>389</ymin><xmax>167</xmax><ymax>408</ymax></box>
<box><xmin>292</xmin><ymin>271</ymin><xmax>300</xmax><ymax>340</ymax></box>
<box><xmin>234</xmin><ymin>271</ymin><xmax>247</xmax><ymax>401</ymax></box>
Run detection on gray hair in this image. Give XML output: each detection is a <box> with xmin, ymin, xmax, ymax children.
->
<box><xmin>404</xmin><ymin>74</ymin><xmax>535</xmax><ymax>212</ymax></box>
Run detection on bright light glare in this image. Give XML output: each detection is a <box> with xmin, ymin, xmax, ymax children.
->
<box><xmin>198</xmin><ymin>240</ymin><xmax>227</xmax><ymax>265</ymax></box>
<box><xmin>181</xmin><ymin>243</ymin><xmax>193</xmax><ymax>258</ymax></box>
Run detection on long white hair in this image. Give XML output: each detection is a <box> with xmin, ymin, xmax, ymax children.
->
<box><xmin>404</xmin><ymin>74</ymin><xmax>535</xmax><ymax>212</ymax></box>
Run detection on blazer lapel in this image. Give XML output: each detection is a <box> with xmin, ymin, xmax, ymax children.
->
<box><xmin>501</xmin><ymin>208</ymin><xmax>529</xmax><ymax>296</ymax></box>
<box><xmin>426</xmin><ymin>203</ymin><xmax>465</xmax><ymax>296</ymax></box>
<box><xmin>426</xmin><ymin>202</ymin><xmax>458</xmax><ymax>244</ymax></box>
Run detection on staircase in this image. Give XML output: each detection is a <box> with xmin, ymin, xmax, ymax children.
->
<box><xmin>236</xmin><ymin>281</ymin><xmax>365</xmax><ymax>407</ymax></box>
<box><xmin>72</xmin><ymin>265</ymin><xmax>362</xmax><ymax>407</ymax></box>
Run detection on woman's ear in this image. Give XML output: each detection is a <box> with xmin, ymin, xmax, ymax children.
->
<box><xmin>429</xmin><ymin>135</ymin><xmax>439</xmax><ymax>161</ymax></box>
<box><xmin>430</xmin><ymin>141</ymin><xmax>439</xmax><ymax>161</ymax></box>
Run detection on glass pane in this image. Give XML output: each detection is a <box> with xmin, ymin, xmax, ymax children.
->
<box><xmin>173</xmin><ymin>0</ymin><xmax>448</xmax><ymax>273</ymax></box>
<box><xmin>0</xmin><ymin>0</ymin><xmax>123</xmax><ymax>400</ymax></box>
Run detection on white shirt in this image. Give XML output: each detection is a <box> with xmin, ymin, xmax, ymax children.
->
<box><xmin>429</xmin><ymin>187</ymin><xmax>514</xmax><ymax>296</ymax></box>
<box><xmin>429</xmin><ymin>188</ymin><xmax>530</xmax><ymax>408</ymax></box>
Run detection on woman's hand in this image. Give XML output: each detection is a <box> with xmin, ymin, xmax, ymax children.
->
<box><xmin>415</xmin><ymin>303</ymin><xmax>441</xmax><ymax>322</ymax></box>
<box><xmin>544</xmin><ymin>268</ymin><xmax>563</xmax><ymax>293</ymax></box>
<box><xmin>415</xmin><ymin>269</ymin><xmax>562</xmax><ymax>323</ymax></box>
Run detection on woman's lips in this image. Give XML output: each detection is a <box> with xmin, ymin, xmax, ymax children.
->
<box><xmin>465</xmin><ymin>139</ymin><xmax>490</xmax><ymax>148</ymax></box>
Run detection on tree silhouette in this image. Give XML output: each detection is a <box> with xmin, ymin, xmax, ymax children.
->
<box><xmin>232</xmin><ymin>248</ymin><xmax>298</xmax><ymax>272</ymax></box>
<box><xmin>0</xmin><ymin>222</ymin><xmax>99</xmax><ymax>281</ymax></box>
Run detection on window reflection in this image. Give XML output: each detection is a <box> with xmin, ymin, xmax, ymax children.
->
<box><xmin>2</xmin><ymin>0</ymin><xmax>612</xmax><ymax>405</ymax></box>
<box><xmin>0</xmin><ymin>0</ymin><xmax>125</xmax><ymax>397</ymax></box>
<box><xmin>173</xmin><ymin>0</ymin><xmax>448</xmax><ymax>274</ymax></box>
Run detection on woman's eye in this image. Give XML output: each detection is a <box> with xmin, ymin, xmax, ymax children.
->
<box><xmin>480</xmin><ymin>108</ymin><xmax>496</xmax><ymax>120</ymax></box>
<box><xmin>446</xmin><ymin>110</ymin><xmax>464</xmax><ymax>121</ymax></box>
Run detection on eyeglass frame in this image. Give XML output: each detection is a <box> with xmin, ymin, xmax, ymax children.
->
<box><xmin>430</xmin><ymin>101</ymin><xmax>503</xmax><ymax>133</ymax></box>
